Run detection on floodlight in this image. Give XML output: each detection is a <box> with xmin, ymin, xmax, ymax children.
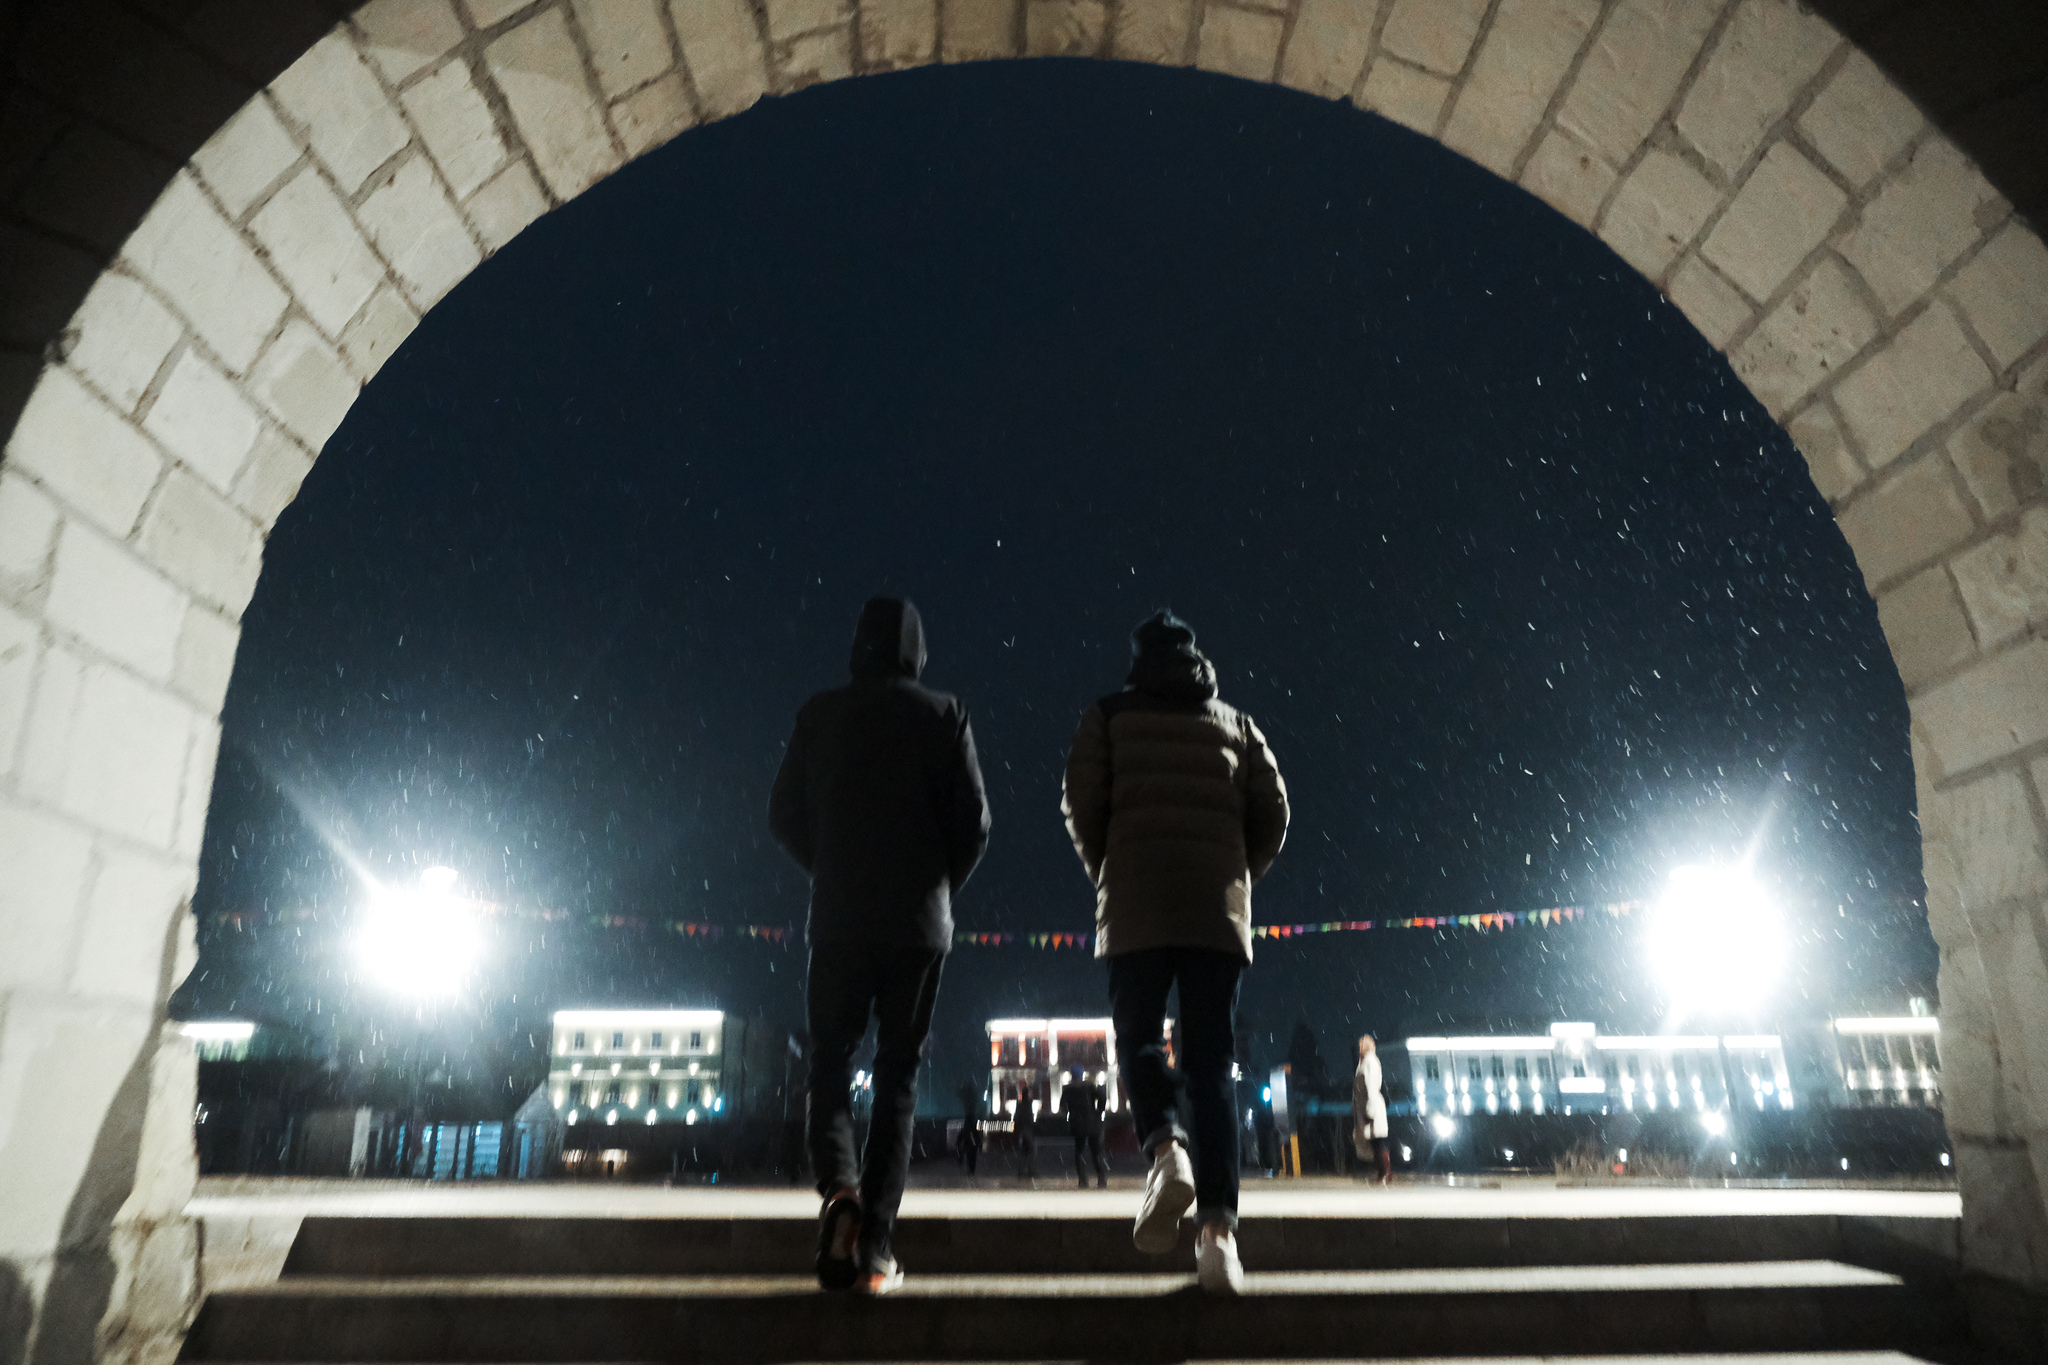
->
<box><xmin>354</xmin><ymin>868</ymin><xmax>481</xmax><ymax>997</ymax></box>
<box><xmin>1430</xmin><ymin>1114</ymin><xmax>1457</xmax><ymax>1140</ymax></box>
<box><xmin>1646</xmin><ymin>864</ymin><xmax>1785</xmax><ymax>1017</ymax></box>
<box><xmin>1699</xmin><ymin>1110</ymin><xmax>1728</xmax><ymax>1137</ymax></box>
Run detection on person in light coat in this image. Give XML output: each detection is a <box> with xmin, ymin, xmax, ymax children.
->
<box><xmin>1352</xmin><ymin>1035</ymin><xmax>1390</xmax><ymax>1184</ymax></box>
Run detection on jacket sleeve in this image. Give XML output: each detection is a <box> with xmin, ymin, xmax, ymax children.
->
<box><xmin>943</xmin><ymin>707</ymin><xmax>993</xmax><ymax>892</ymax></box>
<box><xmin>767</xmin><ymin>711</ymin><xmax>814</xmax><ymax>873</ymax></box>
<box><xmin>1061</xmin><ymin>704</ymin><xmax>1113</xmax><ymax>884</ymax></box>
<box><xmin>1241</xmin><ymin>714</ymin><xmax>1289</xmax><ymax>881</ymax></box>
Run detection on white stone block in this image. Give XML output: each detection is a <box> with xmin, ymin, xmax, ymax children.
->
<box><xmin>766</xmin><ymin>0</ymin><xmax>847</xmax><ymax>41</ymax></box>
<box><xmin>464</xmin><ymin>0</ymin><xmax>532</xmax><ymax>24</ymax></box>
<box><xmin>1195</xmin><ymin>5</ymin><xmax>1283</xmax><ymax>82</ymax></box>
<box><xmin>1026</xmin><ymin>0</ymin><xmax>1106</xmax><ymax>59</ymax></box>
<box><xmin>1378</xmin><ymin>0</ymin><xmax>1487</xmax><ymax>76</ymax></box>
<box><xmin>44</xmin><ymin>522</ymin><xmax>185</xmax><ymax>681</ymax></box>
<box><xmin>1951</xmin><ymin>507</ymin><xmax>2048</xmax><ymax>653</ymax></box>
<box><xmin>246</xmin><ymin>167</ymin><xmax>389</xmax><ymax>339</ymax></box>
<box><xmin>230</xmin><ymin>430</ymin><xmax>316</xmax><ymax>530</ymax></box>
<box><xmin>1833</xmin><ymin>303</ymin><xmax>1993</xmax><ymax>469</ymax></box>
<box><xmin>777</xmin><ymin>25</ymin><xmax>855</xmax><ymax>88</ymax></box>
<box><xmin>0</xmin><ymin>472</ymin><xmax>61</xmax><ymax>587</ymax></box>
<box><xmin>1949</xmin><ymin>353</ymin><xmax>2048</xmax><ymax>523</ymax></box>
<box><xmin>173</xmin><ymin>603</ymin><xmax>240</xmax><ymax>714</ymax></box>
<box><xmin>141</xmin><ymin>471</ymin><xmax>265</xmax><ymax>616</ymax></box>
<box><xmin>1797</xmin><ymin>49</ymin><xmax>1924</xmax><ymax>189</ymax></box>
<box><xmin>29</xmin><ymin>659</ymin><xmax>198</xmax><ymax>848</ymax></box>
<box><xmin>250</xmin><ymin>321</ymin><xmax>358</xmax><ymax>451</ymax></box>
<box><xmin>613</xmin><ymin>74</ymin><xmax>696</xmax><ymax>159</ymax></box>
<box><xmin>942</xmin><ymin>0</ymin><xmax>1018</xmax><ymax>62</ymax></box>
<box><xmin>858</xmin><ymin>0</ymin><xmax>936</xmax><ymax>68</ymax></box>
<box><xmin>338</xmin><ymin>285</ymin><xmax>422</xmax><ymax>383</ymax></box>
<box><xmin>0</xmin><ymin>603</ymin><xmax>39</xmax><ymax>781</ymax></box>
<box><xmin>142</xmin><ymin>350</ymin><xmax>261</xmax><ymax>495</ymax></box>
<box><xmin>0</xmin><ymin>802</ymin><xmax>95</xmax><ymax>993</ymax></box>
<box><xmin>269</xmin><ymin>30</ymin><xmax>415</xmax><ymax>196</ymax></box>
<box><xmin>1835</xmin><ymin>451</ymin><xmax>1976</xmax><ymax>592</ymax></box>
<box><xmin>1597</xmin><ymin>149</ymin><xmax>1720</xmax><ymax>282</ymax></box>
<box><xmin>486</xmin><ymin>10</ymin><xmax>624</xmax><ymax>203</ymax></box>
<box><xmin>1913</xmin><ymin>639</ymin><xmax>2048</xmax><ymax>778</ymax></box>
<box><xmin>1666</xmin><ymin>253</ymin><xmax>1751</xmax><ymax>351</ymax></box>
<box><xmin>173</xmin><ymin>716</ymin><xmax>221</xmax><ymax>864</ymax></box>
<box><xmin>1700</xmin><ymin>143</ymin><xmax>1845</xmax><ymax>303</ymax></box>
<box><xmin>4</xmin><ymin>368</ymin><xmax>164</xmax><ymax>538</ymax></box>
<box><xmin>1278</xmin><ymin>0</ymin><xmax>1376</xmax><ymax>99</ymax></box>
<box><xmin>1948</xmin><ymin>223</ymin><xmax>2048</xmax><ymax>373</ymax></box>
<box><xmin>355</xmin><ymin>0</ymin><xmax>467</xmax><ymax>85</ymax></box>
<box><xmin>1441</xmin><ymin>0</ymin><xmax>1600</xmax><ymax>179</ymax></box>
<box><xmin>1556</xmin><ymin>0</ymin><xmax>1717</xmax><ymax>166</ymax></box>
<box><xmin>1840</xmin><ymin>136</ymin><xmax>2002</xmax><ymax>319</ymax></box>
<box><xmin>402</xmin><ymin>58</ymin><xmax>513</xmax><ymax>201</ymax></box>
<box><xmin>1355</xmin><ymin>59</ymin><xmax>1452</xmax><ymax>137</ymax></box>
<box><xmin>1783</xmin><ymin>402</ymin><xmax>1865</xmax><ymax>504</ymax></box>
<box><xmin>121</xmin><ymin>173</ymin><xmax>289</xmax><ymax>375</ymax></box>
<box><xmin>1108</xmin><ymin>0</ymin><xmax>1191</xmax><ymax>65</ymax></box>
<box><xmin>1729</xmin><ymin>256</ymin><xmax>1878</xmax><ymax>416</ymax></box>
<box><xmin>1673</xmin><ymin>0</ymin><xmax>1838</xmax><ymax>178</ymax></box>
<box><xmin>356</xmin><ymin>156</ymin><xmax>484</xmax><ymax>313</ymax></box>
<box><xmin>671</xmin><ymin>0</ymin><xmax>770</xmax><ymax>115</ymax></box>
<box><xmin>1877</xmin><ymin>565</ymin><xmax>1976</xmax><ymax>691</ymax></box>
<box><xmin>71</xmin><ymin>846</ymin><xmax>196</xmax><ymax>1004</ymax></box>
<box><xmin>464</xmin><ymin>160</ymin><xmax>551</xmax><ymax>253</ymax></box>
<box><xmin>63</xmin><ymin>274</ymin><xmax>185</xmax><ymax>416</ymax></box>
<box><xmin>573</xmin><ymin>0</ymin><xmax>677</xmax><ymax>97</ymax></box>
<box><xmin>191</xmin><ymin>99</ymin><xmax>304</xmax><ymax>222</ymax></box>
<box><xmin>1518</xmin><ymin>129</ymin><xmax>1615</xmax><ymax>229</ymax></box>
<box><xmin>0</xmin><ymin>995</ymin><xmax>155</xmax><ymax>1260</ymax></box>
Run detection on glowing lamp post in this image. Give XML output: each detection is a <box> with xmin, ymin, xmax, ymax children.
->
<box><xmin>1645</xmin><ymin>864</ymin><xmax>1785</xmax><ymax>1022</ymax></box>
<box><xmin>355</xmin><ymin>866</ymin><xmax>481</xmax><ymax>998</ymax></box>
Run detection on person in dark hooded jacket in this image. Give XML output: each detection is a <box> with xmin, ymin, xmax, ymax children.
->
<box><xmin>1062</xmin><ymin>610</ymin><xmax>1287</xmax><ymax>1295</ymax></box>
<box><xmin>770</xmin><ymin>596</ymin><xmax>991</xmax><ymax>1295</ymax></box>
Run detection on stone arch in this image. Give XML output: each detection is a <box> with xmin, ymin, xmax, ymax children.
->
<box><xmin>2</xmin><ymin>0</ymin><xmax>2046</xmax><ymax>1357</ymax></box>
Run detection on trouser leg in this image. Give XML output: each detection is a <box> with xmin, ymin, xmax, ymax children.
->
<box><xmin>805</xmin><ymin>946</ymin><xmax>872</xmax><ymax>1200</ymax></box>
<box><xmin>1175</xmin><ymin>948</ymin><xmax>1244</xmax><ymax>1230</ymax></box>
<box><xmin>857</xmin><ymin>947</ymin><xmax>945</xmax><ymax>1268</ymax></box>
<box><xmin>1107</xmin><ymin>949</ymin><xmax>1183</xmax><ymax>1154</ymax></box>
<box><xmin>1376</xmin><ymin>1137</ymin><xmax>1392</xmax><ymax>1181</ymax></box>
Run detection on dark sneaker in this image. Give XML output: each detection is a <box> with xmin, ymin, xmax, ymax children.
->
<box><xmin>855</xmin><ymin>1255</ymin><xmax>904</xmax><ymax>1296</ymax></box>
<box><xmin>815</xmin><ymin>1191</ymin><xmax>861</xmax><ymax>1291</ymax></box>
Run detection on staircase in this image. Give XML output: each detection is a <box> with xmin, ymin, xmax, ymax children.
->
<box><xmin>181</xmin><ymin>1201</ymin><xmax>1982</xmax><ymax>1362</ymax></box>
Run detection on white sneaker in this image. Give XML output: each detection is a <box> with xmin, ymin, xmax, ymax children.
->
<box><xmin>1196</xmin><ymin>1226</ymin><xmax>1244</xmax><ymax>1296</ymax></box>
<box><xmin>1132</xmin><ymin>1141</ymin><xmax>1196</xmax><ymax>1253</ymax></box>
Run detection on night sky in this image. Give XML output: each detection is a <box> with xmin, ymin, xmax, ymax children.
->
<box><xmin>174</xmin><ymin>59</ymin><xmax>1932</xmax><ymax>1105</ymax></box>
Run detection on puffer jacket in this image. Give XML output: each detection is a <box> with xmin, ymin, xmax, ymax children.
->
<box><xmin>1062</xmin><ymin>613</ymin><xmax>1288</xmax><ymax>961</ymax></box>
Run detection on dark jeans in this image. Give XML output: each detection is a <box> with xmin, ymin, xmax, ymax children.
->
<box><xmin>1107</xmin><ymin>945</ymin><xmax>1244</xmax><ymax>1230</ymax></box>
<box><xmin>806</xmin><ymin>942</ymin><xmax>945</xmax><ymax>1268</ymax></box>
<box><xmin>1073</xmin><ymin>1129</ymin><xmax>1107</xmax><ymax>1185</ymax></box>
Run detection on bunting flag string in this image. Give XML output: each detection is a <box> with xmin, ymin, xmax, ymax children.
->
<box><xmin>211</xmin><ymin>900</ymin><xmax>1644</xmax><ymax>949</ymax></box>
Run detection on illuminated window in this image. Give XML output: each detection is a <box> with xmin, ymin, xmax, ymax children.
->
<box><xmin>1467</xmin><ymin>1059</ymin><xmax>1482</xmax><ymax>1082</ymax></box>
<box><xmin>1536</xmin><ymin>1059</ymin><xmax>1551</xmax><ymax>1079</ymax></box>
<box><xmin>651</xmin><ymin>1032</ymin><xmax>663</xmax><ymax>1048</ymax></box>
<box><xmin>687</xmin><ymin>1082</ymin><xmax>700</xmax><ymax>1105</ymax></box>
<box><xmin>573</xmin><ymin>1032</ymin><xmax>586</xmax><ymax>1050</ymax></box>
<box><xmin>1424</xmin><ymin>1058</ymin><xmax>1440</xmax><ymax>1081</ymax></box>
<box><xmin>612</xmin><ymin>1032</ymin><xmax>625</xmax><ymax>1049</ymax></box>
<box><xmin>690</xmin><ymin>1031</ymin><xmax>703</xmax><ymax>1050</ymax></box>
<box><xmin>1514</xmin><ymin>1058</ymin><xmax>1529</xmax><ymax>1080</ymax></box>
<box><xmin>1489</xmin><ymin>1057</ymin><xmax>1505</xmax><ymax>1079</ymax></box>
<box><xmin>606</xmin><ymin>1084</ymin><xmax>621</xmax><ymax>1103</ymax></box>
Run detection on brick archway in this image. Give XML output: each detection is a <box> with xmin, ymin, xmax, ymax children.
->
<box><xmin>2</xmin><ymin>1</ymin><xmax>2045</xmax><ymax>1358</ymax></box>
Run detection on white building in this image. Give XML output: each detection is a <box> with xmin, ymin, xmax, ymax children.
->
<box><xmin>548</xmin><ymin>1008</ymin><xmax>724</xmax><ymax>1130</ymax></box>
<box><xmin>986</xmin><ymin>1018</ymin><xmax>1121</xmax><ymax>1129</ymax></box>
<box><xmin>1830</xmin><ymin>1013</ymin><xmax>1941</xmax><ymax>1108</ymax></box>
<box><xmin>1406</xmin><ymin>1022</ymin><xmax>1793</xmax><ymax>1118</ymax></box>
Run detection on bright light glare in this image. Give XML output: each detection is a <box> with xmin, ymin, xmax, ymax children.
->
<box><xmin>354</xmin><ymin>870</ymin><xmax>480</xmax><ymax>997</ymax></box>
<box><xmin>1699</xmin><ymin>1110</ymin><xmax>1728</xmax><ymax>1137</ymax></box>
<box><xmin>1647</xmin><ymin>864</ymin><xmax>1784</xmax><ymax>1016</ymax></box>
<box><xmin>1430</xmin><ymin>1114</ymin><xmax>1457</xmax><ymax>1140</ymax></box>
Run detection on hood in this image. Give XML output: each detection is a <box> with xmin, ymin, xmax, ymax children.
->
<box><xmin>1126</xmin><ymin>610</ymin><xmax>1218</xmax><ymax>704</ymax></box>
<box><xmin>849</xmin><ymin>596</ymin><xmax>927</xmax><ymax>681</ymax></box>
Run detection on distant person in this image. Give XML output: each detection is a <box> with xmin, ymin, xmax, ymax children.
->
<box><xmin>1067</xmin><ymin>1072</ymin><xmax>1109</xmax><ymax>1189</ymax></box>
<box><xmin>1353</xmin><ymin>1035</ymin><xmax>1391</xmax><ymax>1185</ymax></box>
<box><xmin>955</xmin><ymin>1114</ymin><xmax>982</xmax><ymax>1175</ymax></box>
<box><xmin>771</xmin><ymin>597</ymin><xmax>992</xmax><ymax>1295</ymax></box>
<box><xmin>1015</xmin><ymin>1081</ymin><xmax>1039</xmax><ymax>1179</ymax></box>
<box><xmin>1063</xmin><ymin>610</ymin><xmax>1289</xmax><ymax>1295</ymax></box>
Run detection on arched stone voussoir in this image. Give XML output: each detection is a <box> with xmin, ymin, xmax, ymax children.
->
<box><xmin>7</xmin><ymin>1</ymin><xmax>2048</xmax><ymax>1360</ymax></box>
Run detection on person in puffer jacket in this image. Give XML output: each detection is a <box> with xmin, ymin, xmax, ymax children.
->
<box><xmin>1062</xmin><ymin>610</ymin><xmax>1288</xmax><ymax>1294</ymax></box>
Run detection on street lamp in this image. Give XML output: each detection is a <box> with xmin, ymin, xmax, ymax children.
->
<box><xmin>1646</xmin><ymin>864</ymin><xmax>1784</xmax><ymax>1020</ymax></box>
<box><xmin>355</xmin><ymin>866</ymin><xmax>481</xmax><ymax>998</ymax></box>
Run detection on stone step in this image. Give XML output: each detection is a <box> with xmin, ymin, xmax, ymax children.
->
<box><xmin>183</xmin><ymin>1261</ymin><xmax>1967</xmax><ymax>1363</ymax></box>
<box><xmin>279</xmin><ymin>1212</ymin><xmax>1946</xmax><ymax>1277</ymax></box>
